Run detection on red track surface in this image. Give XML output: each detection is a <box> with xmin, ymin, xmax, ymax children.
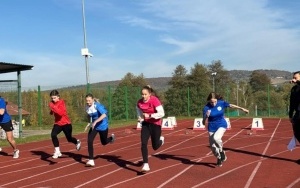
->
<box><xmin>0</xmin><ymin>118</ymin><xmax>299</xmax><ymax>188</ymax></box>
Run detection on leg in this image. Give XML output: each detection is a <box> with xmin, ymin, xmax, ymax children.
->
<box><xmin>6</xmin><ymin>131</ymin><xmax>17</xmax><ymax>150</ymax></box>
<box><xmin>150</xmin><ymin>124</ymin><xmax>163</xmax><ymax>150</ymax></box>
<box><xmin>213</xmin><ymin>127</ymin><xmax>226</xmax><ymax>152</ymax></box>
<box><xmin>87</xmin><ymin>128</ymin><xmax>98</xmax><ymax>160</ymax></box>
<box><xmin>99</xmin><ymin>129</ymin><xmax>112</xmax><ymax>145</ymax></box>
<box><xmin>51</xmin><ymin>125</ymin><xmax>63</xmax><ymax>147</ymax></box>
<box><xmin>62</xmin><ymin>124</ymin><xmax>77</xmax><ymax>144</ymax></box>
<box><xmin>208</xmin><ymin>131</ymin><xmax>219</xmax><ymax>158</ymax></box>
<box><xmin>141</xmin><ymin>123</ymin><xmax>151</xmax><ymax>163</ymax></box>
<box><xmin>292</xmin><ymin>119</ymin><xmax>300</xmax><ymax>143</ymax></box>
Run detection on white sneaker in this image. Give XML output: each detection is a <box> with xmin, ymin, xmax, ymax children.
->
<box><xmin>0</xmin><ymin>147</ymin><xmax>2</xmax><ymax>152</ymax></box>
<box><xmin>52</xmin><ymin>150</ymin><xmax>62</xmax><ymax>159</ymax></box>
<box><xmin>160</xmin><ymin>136</ymin><xmax>165</xmax><ymax>146</ymax></box>
<box><xmin>141</xmin><ymin>163</ymin><xmax>150</xmax><ymax>172</ymax></box>
<box><xmin>110</xmin><ymin>134</ymin><xmax>115</xmax><ymax>144</ymax></box>
<box><xmin>86</xmin><ymin>159</ymin><xmax>95</xmax><ymax>167</ymax></box>
<box><xmin>76</xmin><ymin>140</ymin><xmax>81</xmax><ymax>151</ymax></box>
<box><xmin>13</xmin><ymin>149</ymin><xmax>19</xmax><ymax>159</ymax></box>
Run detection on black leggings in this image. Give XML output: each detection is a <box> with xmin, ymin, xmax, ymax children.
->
<box><xmin>87</xmin><ymin>128</ymin><xmax>112</xmax><ymax>159</ymax></box>
<box><xmin>141</xmin><ymin>122</ymin><xmax>162</xmax><ymax>163</ymax></box>
<box><xmin>292</xmin><ymin>118</ymin><xmax>300</xmax><ymax>143</ymax></box>
<box><xmin>51</xmin><ymin>124</ymin><xmax>77</xmax><ymax>147</ymax></box>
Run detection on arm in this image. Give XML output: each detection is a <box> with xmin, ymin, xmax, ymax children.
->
<box><xmin>49</xmin><ymin>101</ymin><xmax>67</xmax><ymax>116</ymax></box>
<box><xmin>289</xmin><ymin>87</ymin><xmax>296</xmax><ymax>123</ymax></box>
<box><xmin>0</xmin><ymin>108</ymin><xmax>4</xmax><ymax>115</ymax></box>
<box><xmin>150</xmin><ymin>105</ymin><xmax>165</xmax><ymax>119</ymax></box>
<box><xmin>136</xmin><ymin>106</ymin><xmax>144</xmax><ymax>122</ymax></box>
<box><xmin>92</xmin><ymin>113</ymin><xmax>107</xmax><ymax>129</ymax></box>
<box><xmin>229</xmin><ymin>104</ymin><xmax>249</xmax><ymax>113</ymax></box>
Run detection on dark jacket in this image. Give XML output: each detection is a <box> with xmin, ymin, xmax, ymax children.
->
<box><xmin>289</xmin><ymin>81</ymin><xmax>300</xmax><ymax>119</ymax></box>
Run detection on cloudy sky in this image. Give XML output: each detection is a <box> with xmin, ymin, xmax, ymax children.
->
<box><xmin>0</xmin><ymin>0</ymin><xmax>299</xmax><ymax>89</ymax></box>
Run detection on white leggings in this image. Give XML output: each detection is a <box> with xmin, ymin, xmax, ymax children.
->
<box><xmin>208</xmin><ymin>127</ymin><xmax>226</xmax><ymax>159</ymax></box>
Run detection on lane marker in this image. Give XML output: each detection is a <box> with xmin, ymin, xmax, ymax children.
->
<box><xmin>244</xmin><ymin>119</ymin><xmax>281</xmax><ymax>188</ymax></box>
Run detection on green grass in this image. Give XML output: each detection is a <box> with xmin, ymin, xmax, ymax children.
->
<box><xmin>0</xmin><ymin>120</ymin><xmax>136</xmax><ymax>148</ymax></box>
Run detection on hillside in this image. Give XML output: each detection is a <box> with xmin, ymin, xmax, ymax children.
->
<box><xmin>66</xmin><ymin>69</ymin><xmax>292</xmax><ymax>91</ymax></box>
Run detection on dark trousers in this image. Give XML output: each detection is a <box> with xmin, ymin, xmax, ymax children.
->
<box><xmin>87</xmin><ymin>128</ymin><xmax>112</xmax><ymax>159</ymax></box>
<box><xmin>292</xmin><ymin>118</ymin><xmax>300</xmax><ymax>143</ymax></box>
<box><xmin>51</xmin><ymin>124</ymin><xmax>77</xmax><ymax>147</ymax></box>
<box><xmin>141</xmin><ymin>122</ymin><xmax>162</xmax><ymax>163</ymax></box>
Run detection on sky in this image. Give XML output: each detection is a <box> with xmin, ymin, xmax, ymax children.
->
<box><xmin>0</xmin><ymin>0</ymin><xmax>299</xmax><ymax>89</ymax></box>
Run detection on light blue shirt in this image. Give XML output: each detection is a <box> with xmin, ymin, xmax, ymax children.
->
<box><xmin>86</xmin><ymin>102</ymin><xmax>108</xmax><ymax>131</ymax></box>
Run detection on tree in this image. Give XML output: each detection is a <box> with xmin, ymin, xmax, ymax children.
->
<box><xmin>111</xmin><ymin>73</ymin><xmax>147</xmax><ymax>120</ymax></box>
<box><xmin>186</xmin><ymin>63</ymin><xmax>210</xmax><ymax>116</ymax></box>
<box><xmin>207</xmin><ymin>60</ymin><xmax>232</xmax><ymax>94</ymax></box>
<box><xmin>249</xmin><ymin>70</ymin><xmax>271</xmax><ymax>93</ymax></box>
<box><xmin>164</xmin><ymin>65</ymin><xmax>189</xmax><ymax>116</ymax></box>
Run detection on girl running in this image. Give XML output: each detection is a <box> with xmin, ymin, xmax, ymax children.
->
<box><xmin>85</xmin><ymin>93</ymin><xmax>115</xmax><ymax>167</ymax></box>
<box><xmin>0</xmin><ymin>97</ymin><xmax>19</xmax><ymax>158</ymax></box>
<box><xmin>136</xmin><ymin>85</ymin><xmax>165</xmax><ymax>172</ymax></box>
<box><xmin>49</xmin><ymin>90</ymin><xmax>81</xmax><ymax>159</ymax></box>
<box><xmin>202</xmin><ymin>92</ymin><xmax>249</xmax><ymax>167</ymax></box>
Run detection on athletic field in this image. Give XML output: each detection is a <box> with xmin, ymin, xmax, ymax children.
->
<box><xmin>0</xmin><ymin>118</ymin><xmax>299</xmax><ymax>188</ymax></box>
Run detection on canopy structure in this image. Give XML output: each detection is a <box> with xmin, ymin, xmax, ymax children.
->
<box><xmin>0</xmin><ymin>62</ymin><xmax>34</xmax><ymax>137</ymax></box>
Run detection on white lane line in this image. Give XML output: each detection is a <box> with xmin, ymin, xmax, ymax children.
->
<box><xmin>286</xmin><ymin>177</ymin><xmax>300</xmax><ymax>188</ymax></box>
<box><xmin>191</xmin><ymin>149</ymin><xmax>293</xmax><ymax>188</ymax></box>
<box><xmin>8</xmin><ymin>121</ymin><xmax>192</xmax><ymax>187</ymax></box>
<box><xmin>158</xmin><ymin>121</ymin><xmax>251</xmax><ymax>187</ymax></box>
<box><xmin>244</xmin><ymin>118</ymin><xmax>281</xmax><ymax>188</ymax></box>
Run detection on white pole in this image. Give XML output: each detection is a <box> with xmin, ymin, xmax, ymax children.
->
<box><xmin>82</xmin><ymin>0</ymin><xmax>90</xmax><ymax>92</ymax></box>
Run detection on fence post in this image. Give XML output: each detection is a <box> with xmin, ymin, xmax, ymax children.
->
<box><xmin>255</xmin><ymin>105</ymin><xmax>257</xmax><ymax>116</ymax></box>
<box><xmin>187</xmin><ymin>87</ymin><xmax>190</xmax><ymax>117</ymax></box>
<box><xmin>268</xmin><ymin>84</ymin><xmax>270</xmax><ymax>117</ymax></box>
<box><xmin>108</xmin><ymin>85</ymin><xmax>112</xmax><ymax>123</ymax></box>
<box><xmin>38</xmin><ymin>85</ymin><xmax>42</xmax><ymax>126</ymax></box>
<box><xmin>125</xmin><ymin>86</ymin><xmax>128</xmax><ymax>120</ymax></box>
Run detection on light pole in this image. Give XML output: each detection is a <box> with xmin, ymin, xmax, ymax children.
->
<box><xmin>236</xmin><ymin>81</ymin><xmax>239</xmax><ymax>116</ymax></box>
<box><xmin>81</xmin><ymin>0</ymin><xmax>93</xmax><ymax>93</ymax></box>
<box><xmin>211</xmin><ymin>72</ymin><xmax>217</xmax><ymax>92</ymax></box>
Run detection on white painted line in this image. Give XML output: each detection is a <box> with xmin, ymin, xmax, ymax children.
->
<box><xmin>244</xmin><ymin>119</ymin><xmax>281</xmax><ymax>188</ymax></box>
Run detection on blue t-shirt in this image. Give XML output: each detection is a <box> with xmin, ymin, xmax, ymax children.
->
<box><xmin>0</xmin><ymin>98</ymin><xmax>11</xmax><ymax>123</ymax></box>
<box><xmin>86</xmin><ymin>102</ymin><xmax>108</xmax><ymax>131</ymax></box>
<box><xmin>202</xmin><ymin>100</ymin><xmax>230</xmax><ymax>132</ymax></box>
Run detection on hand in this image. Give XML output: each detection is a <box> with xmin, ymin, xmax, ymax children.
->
<box><xmin>138</xmin><ymin>116</ymin><xmax>143</xmax><ymax>122</ymax></box>
<box><xmin>242</xmin><ymin>108</ymin><xmax>249</xmax><ymax>114</ymax></box>
<box><xmin>206</xmin><ymin>110</ymin><xmax>211</xmax><ymax>117</ymax></box>
<box><xmin>202</xmin><ymin>120</ymin><xmax>206</xmax><ymax>126</ymax></box>
<box><xmin>84</xmin><ymin>123</ymin><xmax>90</xmax><ymax>132</ymax></box>
<box><xmin>143</xmin><ymin>113</ymin><xmax>150</xmax><ymax>119</ymax></box>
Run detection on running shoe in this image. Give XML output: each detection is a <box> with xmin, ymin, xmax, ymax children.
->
<box><xmin>52</xmin><ymin>150</ymin><xmax>62</xmax><ymax>159</ymax></box>
<box><xmin>141</xmin><ymin>163</ymin><xmax>150</xmax><ymax>172</ymax></box>
<box><xmin>216</xmin><ymin>158</ymin><xmax>222</xmax><ymax>167</ymax></box>
<box><xmin>13</xmin><ymin>149</ymin><xmax>19</xmax><ymax>159</ymax></box>
<box><xmin>86</xmin><ymin>159</ymin><xmax>95</xmax><ymax>167</ymax></box>
<box><xmin>160</xmin><ymin>136</ymin><xmax>165</xmax><ymax>146</ymax></box>
<box><xmin>110</xmin><ymin>134</ymin><xmax>115</xmax><ymax>144</ymax></box>
<box><xmin>76</xmin><ymin>139</ymin><xmax>81</xmax><ymax>151</ymax></box>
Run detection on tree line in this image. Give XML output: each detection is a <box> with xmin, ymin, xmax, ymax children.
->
<box><xmin>0</xmin><ymin>60</ymin><xmax>292</xmax><ymax>126</ymax></box>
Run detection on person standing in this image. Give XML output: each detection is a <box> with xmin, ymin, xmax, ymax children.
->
<box><xmin>202</xmin><ymin>92</ymin><xmax>249</xmax><ymax>167</ymax></box>
<box><xmin>0</xmin><ymin>97</ymin><xmax>19</xmax><ymax>158</ymax></box>
<box><xmin>289</xmin><ymin>71</ymin><xmax>300</xmax><ymax>145</ymax></box>
<box><xmin>136</xmin><ymin>85</ymin><xmax>165</xmax><ymax>172</ymax></box>
<box><xmin>85</xmin><ymin>93</ymin><xmax>115</xmax><ymax>167</ymax></box>
<box><xmin>49</xmin><ymin>90</ymin><xmax>81</xmax><ymax>159</ymax></box>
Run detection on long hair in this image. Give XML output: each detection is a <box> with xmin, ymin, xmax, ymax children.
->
<box><xmin>141</xmin><ymin>85</ymin><xmax>159</xmax><ymax>99</ymax></box>
<box><xmin>206</xmin><ymin>92</ymin><xmax>223</xmax><ymax>101</ymax></box>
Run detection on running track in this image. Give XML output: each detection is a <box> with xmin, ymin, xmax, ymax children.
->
<box><xmin>0</xmin><ymin>118</ymin><xmax>299</xmax><ymax>188</ymax></box>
